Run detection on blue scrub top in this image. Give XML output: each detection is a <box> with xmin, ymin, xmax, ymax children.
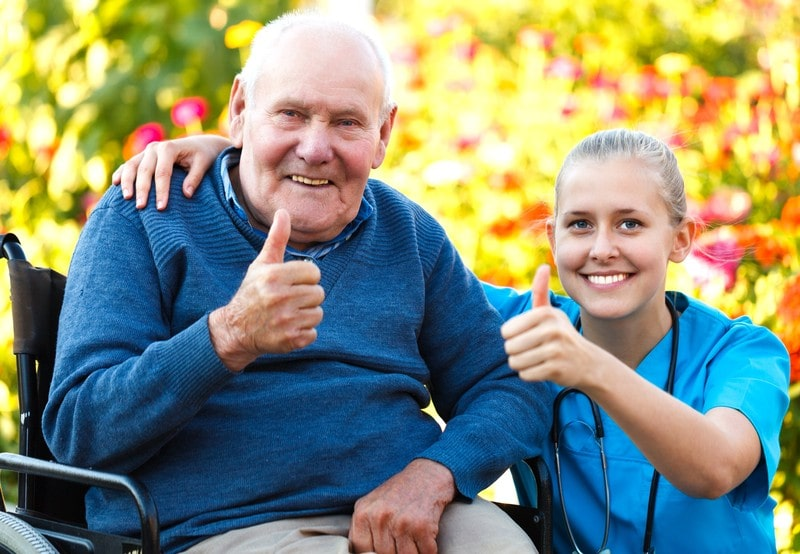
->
<box><xmin>484</xmin><ymin>284</ymin><xmax>790</xmax><ymax>553</ymax></box>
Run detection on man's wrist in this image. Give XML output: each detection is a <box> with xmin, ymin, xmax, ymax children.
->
<box><xmin>208</xmin><ymin>308</ymin><xmax>250</xmax><ymax>373</ymax></box>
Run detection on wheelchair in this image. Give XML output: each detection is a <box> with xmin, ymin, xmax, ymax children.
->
<box><xmin>0</xmin><ymin>232</ymin><xmax>552</xmax><ymax>554</ymax></box>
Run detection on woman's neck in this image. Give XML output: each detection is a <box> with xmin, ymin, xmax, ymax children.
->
<box><xmin>579</xmin><ymin>299</ymin><xmax>674</xmax><ymax>369</ymax></box>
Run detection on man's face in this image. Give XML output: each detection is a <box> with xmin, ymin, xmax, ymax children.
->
<box><xmin>228</xmin><ymin>26</ymin><xmax>394</xmax><ymax>250</ymax></box>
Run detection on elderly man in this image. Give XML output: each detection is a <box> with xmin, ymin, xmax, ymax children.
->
<box><xmin>44</xmin><ymin>10</ymin><xmax>551</xmax><ymax>554</ymax></box>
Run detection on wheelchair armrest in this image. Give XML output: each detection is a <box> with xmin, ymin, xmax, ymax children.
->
<box><xmin>509</xmin><ymin>456</ymin><xmax>553</xmax><ymax>553</ymax></box>
<box><xmin>0</xmin><ymin>452</ymin><xmax>159</xmax><ymax>554</ymax></box>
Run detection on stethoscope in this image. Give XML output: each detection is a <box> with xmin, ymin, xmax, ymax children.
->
<box><xmin>552</xmin><ymin>295</ymin><xmax>680</xmax><ymax>554</ymax></box>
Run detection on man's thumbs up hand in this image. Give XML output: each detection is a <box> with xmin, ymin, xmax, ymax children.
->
<box><xmin>209</xmin><ymin>209</ymin><xmax>325</xmax><ymax>372</ymax></box>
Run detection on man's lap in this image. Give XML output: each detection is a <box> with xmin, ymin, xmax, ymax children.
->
<box><xmin>181</xmin><ymin>497</ymin><xmax>537</xmax><ymax>553</ymax></box>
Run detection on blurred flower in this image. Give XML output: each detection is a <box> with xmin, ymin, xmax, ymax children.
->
<box><xmin>224</xmin><ymin>20</ymin><xmax>262</xmax><ymax>49</ymax></box>
<box><xmin>697</xmin><ymin>186</ymin><xmax>752</xmax><ymax>224</ymax></box>
<box><xmin>655</xmin><ymin>52</ymin><xmax>692</xmax><ymax>78</ymax></box>
<box><xmin>517</xmin><ymin>26</ymin><xmax>555</xmax><ymax>51</ymax></box>
<box><xmin>545</xmin><ymin>56</ymin><xmax>583</xmax><ymax>81</ymax></box>
<box><xmin>780</xmin><ymin>195</ymin><xmax>800</xmax><ymax>227</ymax></box>
<box><xmin>573</xmin><ymin>33</ymin><xmax>605</xmax><ymax>55</ymax></box>
<box><xmin>636</xmin><ymin>65</ymin><xmax>673</xmax><ymax>101</ymax></box>
<box><xmin>702</xmin><ymin>76</ymin><xmax>737</xmax><ymax>105</ymax></box>
<box><xmin>422</xmin><ymin>159</ymin><xmax>473</xmax><ymax>187</ymax></box>
<box><xmin>689</xmin><ymin>230</ymin><xmax>745</xmax><ymax>291</ymax></box>
<box><xmin>0</xmin><ymin>125</ymin><xmax>11</xmax><ymax>156</ymax></box>
<box><xmin>171</xmin><ymin>97</ymin><xmax>209</xmax><ymax>134</ymax></box>
<box><xmin>122</xmin><ymin>122</ymin><xmax>165</xmax><ymax>159</ymax></box>
<box><xmin>777</xmin><ymin>274</ymin><xmax>800</xmax><ymax>383</ymax></box>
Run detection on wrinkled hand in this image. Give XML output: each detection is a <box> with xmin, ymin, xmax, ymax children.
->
<box><xmin>501</xmin><ymin>264</ymin><xmax>596</xmax><ymax>387</ymax></box>
<box><xmin>349</xmin><ymin>459</ymin><xmax>456</xmax><ymax>554</ymax></box>
<box><xmin>209</xmin><ymin>209</ymin><xmax>324</xmax><ymax>371</ymax></box>
<box><xmin>112</xmin><ymin>134</ymin><xmax>231</xmax><ymax>210</ymax></box>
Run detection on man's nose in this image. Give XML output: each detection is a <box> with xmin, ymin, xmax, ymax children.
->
<box><xmin>295</xmin><ymin>123</ymin><xmax>334</xmax><ymax>165</ymax></box>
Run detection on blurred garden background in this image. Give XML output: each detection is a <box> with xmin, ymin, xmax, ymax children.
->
<box><xmin>1</xmin><ymin>0</ymin><xmax>799</xmax><ymax>549</ymax></box>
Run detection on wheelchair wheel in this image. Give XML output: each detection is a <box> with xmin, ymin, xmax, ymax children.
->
<box><xmin>0</xmin><ymin>512</ymin><xmax>58</xmax><ymax>554</ymax></box>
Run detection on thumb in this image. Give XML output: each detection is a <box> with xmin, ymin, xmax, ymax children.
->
<box><xmin>259</xmin><ymin>209</ymin><xmax>291</xmax><ymax>264</ymax></box>
<box><xmin>531</xmin><ymin>264</ymin><xmax>551</xmax><ymax>308</ymax></box>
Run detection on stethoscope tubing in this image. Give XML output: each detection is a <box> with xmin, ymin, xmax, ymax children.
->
<box><xmin>552</xmin><ymin>295</ymin><xmax>680</xmax><ymax>554</ymax></box>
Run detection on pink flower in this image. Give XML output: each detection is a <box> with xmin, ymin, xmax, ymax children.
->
<box><xmin>545</xmin><ymin>56</ymin><xmax>583</xmax><ymax>80</ymax></box>
<box><xmin>689</xmin><ymin>232</ymin><xmax>745</xmax><ymax>291</ymax></box>
<box><xmin>697</xmin><ymin>187</ymin><xmax>752</xmax><ymax>225</ymax></box>
<box><xmin>123</xmin><ymin>122</ymin><xmax>165</xmax><ymax>159</ymax></box>
<box><xmin>171</xmin><ymin>97</ymin><xmax>209</xmax><ymax>128</ymax></box>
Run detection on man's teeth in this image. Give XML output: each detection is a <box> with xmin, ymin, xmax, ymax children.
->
<box><xmin>587</xmin><ymin>274</ymin><xmax>628</xmax><ymax>285</ymax></box>
<box><xmin>291</xmin><ymin>175</ymin><xmax>329</xmax><ymax>185</ymax></box>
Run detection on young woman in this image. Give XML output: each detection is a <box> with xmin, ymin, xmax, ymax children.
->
<box><xmin>494</xmin><ymin>129</ymin><xmax>789</xmax><ymax>552</ymax></box>
<box><xmin>114</xmin><ymin>128</ymin><xmax>790</xmax><ymax>552</ymax></box>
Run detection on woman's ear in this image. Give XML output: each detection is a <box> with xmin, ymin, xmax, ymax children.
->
<box><xmin>546</xmin><ymin>217</ymin><xmax>557</xmax><ymax>253</ymax></box>
<box><xmin>670</xmin><ymin>218</ymin><xmax>697</xmax><ymax>263</ymax></box>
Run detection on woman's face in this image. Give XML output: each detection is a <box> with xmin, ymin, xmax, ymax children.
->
<box><xmin>547</xmin><ymin>157</ymin><xmax>692</xmax><ymax>325</ymax></box>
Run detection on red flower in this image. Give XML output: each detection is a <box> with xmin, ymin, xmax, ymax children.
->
<box><xmin>777</xmin><ymin>275</ymin><xmax>800</xmax><ymax>383</ymax></box>
<box><xmin>171</xmin><ymin>97</ymin><xmax>209</xmax><ymax>128</ymax></box>
<box><xmin>0</xmin><ymin>124</ymin><xmax>12</xmax><ymax>156</ymax></box>
<box><xmin>122</xmin><ymin>122</ymin><xmax>165</xmax><ymax>159</ymax></box>
<box><xmin>702</xmin><ymin>76</ymin><xmax>737</xmax><ymax>106</ymax></box>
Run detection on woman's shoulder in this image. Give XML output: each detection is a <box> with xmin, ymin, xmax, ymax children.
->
<box><xmin>677</xmin><ymin>291</ymin><xmax>789</xmax><ymax>363</ymax></box>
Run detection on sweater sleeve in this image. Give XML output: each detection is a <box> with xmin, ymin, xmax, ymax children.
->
<box><xmin>42</xmin><ymin>194</ymin><xmax>233</xmax><ymax>473</ymax></box>
<box><xmin>413</xmin><ymin>226</ymin><xmax>553</xmax><ymax>498</ymax></box>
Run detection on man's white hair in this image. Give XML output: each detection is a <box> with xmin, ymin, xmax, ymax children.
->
<box><xmin>238</xmin><ymin>10</ymin><xmax>396</xmax><ymax>122</ymax></box>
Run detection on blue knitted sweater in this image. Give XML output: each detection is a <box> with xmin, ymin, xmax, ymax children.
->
<box><xmin>43</xmin><ymin>153</ymin><xmax>551</xmax><ymax>553</ymax></box>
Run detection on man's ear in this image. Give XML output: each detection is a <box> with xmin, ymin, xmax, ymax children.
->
<box><xmin>227</xmin><ymin>76</ymin><xmax>246</xmax><ymax>148</ymax></box>
<box><xmin>371</xmin><ymin>105</ymin><xmax>398</xmax><ymax>169</ymax></box>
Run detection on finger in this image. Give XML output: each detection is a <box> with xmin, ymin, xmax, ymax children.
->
<box><xmin>531</xmin><ymin>263</ymin><xmax>551</xmax><ymax>308</ymax></box>
<box><xmin>134</xmin><ymin>147</ymin><xmax>158</xmax><ymax>209</ymax></box>
<box><xmin>115</xmin><ymin>164</ymin><xmax>134</xmax><ymax>199</ymax></box>
<box><xmin>182</xmin><ymin>165</ymin><xmax>203</xmax><ymax>198</ymax></box>
<box><xmin>348</xmin><ymin>514</ymin><xmax>376</xmax><ymax>554</ymax></box>
<box><xmin>500</xmin><ymin>311</ymin><xmax>535</xmax><ymax>340</ymax></box>
<box><xmin>115</xmin><ymin>154</ymin><xmax>145</xmax><ymax>199</ymax></box>
<box><xmin>153</xmin><ymin>155</ymin><xmax>176</xmax><ymax>211</ymax></box>
<box><xmin>258</xmin><ymin>209</ymin><xmax>291</xmax><ymax>265</ymax></box>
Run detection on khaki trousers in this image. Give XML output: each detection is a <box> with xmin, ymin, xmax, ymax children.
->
<box><xmin>182</xmin><ymin>497</ymin><xmax>537</xmax><ymax>554</ymax></box>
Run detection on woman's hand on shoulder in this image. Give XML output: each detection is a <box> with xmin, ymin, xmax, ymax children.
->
<box><xmin>112</xmin><ymin>134</ymin><xmax>232</xmax><ymax>210</ymax></box>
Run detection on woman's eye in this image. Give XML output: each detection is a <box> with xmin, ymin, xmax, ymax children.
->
<box><xmin>620</xmin><ymin>220</ymin><xmax>641</xmax><ymax>230</ymax></box>
<box><xmin>569</xmin><ymin>220</ymin><xmax>590</xmax><ymax>230</ymax></box>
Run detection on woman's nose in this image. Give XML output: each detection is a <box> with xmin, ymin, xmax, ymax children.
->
<box><xmin>589</xmin><ymin>229</ymin><xmax>618</xmax><ymax>260</ymax></box>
